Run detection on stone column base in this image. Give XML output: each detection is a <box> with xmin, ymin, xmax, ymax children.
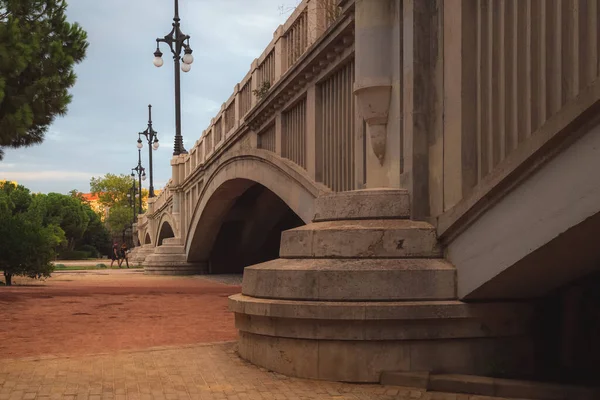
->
<box><xmin>230</xmin><ymin>294</ymin><xmax>533</xmax><ymax>382</ymax></box>
<box><xmin>144</xmin><ymin>263</ymin><xmax>207</xmax><ymax>275</ymax></box>
<box><xmin>229</xmin><ymin>189</ymin><xmax>534</xmax><ymax>383</ymax></box>
<box><xmin>128</xmin><ymin>245</ymin><xmax>155</xmax><ymax>266</ymax></box>
<box><xmin>143</xmin><ymin>238</ymin><xmax>207</xmax><ymax>275</ymax></box>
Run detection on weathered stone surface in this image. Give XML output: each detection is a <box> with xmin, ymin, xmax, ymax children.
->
<box><xmin>230</xmin><ymin>295</ymin><xmax>532</xmax><ymax>340</ymax></box>
<box><xmin>280</xmin><ymin>219</ymin><xmax>442</xmax><ymax>259</ymax></box>
<box><xmin>127</xmin><ymin>245</ymin><xmax>155</xmax><ymax>266</ymax></box>
<box><xmin>144</xmin><ymin>264</ymin><xmax>206</xmax><ymax>275</ymax></box>
<box><xmin>380</xmin><ymin>371</ymin><xmax>430</xmax><ymax>389</ymax></box>
<box><xmin>237</xmin><ymin>331</ymin><xmax>532</xmax><ymax>383</ymax></box>
<box><xmin>313</xmin><ymin>189</ymin><xmax>411</xmax><ymax>221</ymax></box>
<box><xmin>428</xmin><ymin>374</ymin><xmax>495</xmax><ymax>396</ymax></box>
<box><xmin>143</xmin><ymin>243</ymin><xmax>206</xmax><ymax>275</ymax></box>
<box><xmin>230</xmin><ymin>294</ymin><xmax>532</xmax><ymax>322</ymax></box>
<box><xmin>242</xmin><ymin>258</ymin><xmax>456</xmax><ymax>301</ymax></box>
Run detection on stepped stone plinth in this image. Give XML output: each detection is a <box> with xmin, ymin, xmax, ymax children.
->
<box><xmin>229</xmin><ymin>189</ymin><xmax>534</xmax><ymax>382</ymax></box>
<box><xmin>143</xmin><ymin>237</ymin><xmax>206</xmax><ymax>275</ymax></box>
<box><xmin>128</xmin><ymin>245</ymin><xmax>155</xmax><ymax>266</ymax></box>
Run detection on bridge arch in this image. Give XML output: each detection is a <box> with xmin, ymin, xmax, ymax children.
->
<box><xmin>156</xmin><ymin>213</ymin><xmax>177</xmax><ymax>246</ymax></box>
<box><xmin>186</xmin><ymin>149</ymin><xmax>328</xmax><ymax>272</ymax></box>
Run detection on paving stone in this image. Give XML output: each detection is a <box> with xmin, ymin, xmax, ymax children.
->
<box><xmin>0</xmin><ymin>343</ymin><xmax>533</xmax><ymax>400</ymax></box>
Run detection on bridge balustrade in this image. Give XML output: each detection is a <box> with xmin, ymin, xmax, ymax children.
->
<box><xmin>437</xmin><ymin>0</ymin><xmax>600</xmax><ymax>237</ymax></box>
<box><xmin>169</xmin><ymin>0</ymin><xmax>356</xmax><ymax>197</ymax></box>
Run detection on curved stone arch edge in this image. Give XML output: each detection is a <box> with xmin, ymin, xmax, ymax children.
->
<box><xmin>184</xmin><ymin>149</ymin><xmax>330</xmax><ymax>258</ymax></box>
<box><xmin>154</xmin><ymin>212</ymin><xmax>179</xmax><ymax>246</ymax></box>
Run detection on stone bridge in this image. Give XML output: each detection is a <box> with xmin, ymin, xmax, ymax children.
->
<box><xmin>131</xmin><ymin>0</ymin><xmax>600</xmax><ymax>388</ymax></box>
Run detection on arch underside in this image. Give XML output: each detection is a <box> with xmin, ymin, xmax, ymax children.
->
<box><xmin>157</xmin><ymin>221</ymin><xmax>175</xmax><ymax>246</ymax></box>
<box><xmin>185</xmin><ymin>151</ymin><xmax>326</xmax><ymax>273</ymax></box>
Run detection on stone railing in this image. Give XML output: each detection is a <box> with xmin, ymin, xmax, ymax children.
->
<box><xmin>434</xmin><ymin>1</ymin><xmax>600</xmax><ymax>236</ymax></box>
<box><xmin>137</xmin><ymin>179</ymin><xmax>172</xmax><ymax>227</ymax></box>
<box><xmin>138</xmin><ymin>0</ymin><xmax>357</xmax><ymax>246</ymax></box>
<box><xmin>175</xmin><ymin>0</ymin><xmax>354</xmax><ymax>190</ymax></box>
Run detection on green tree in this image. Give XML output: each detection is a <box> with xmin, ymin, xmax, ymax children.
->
<box><xmin>90</xmin><ymin>173</ymin><xmax>146</xmax><ymax>237</ymax></box>
<box><xmin>0</xmin><ymin>182</ymin><xmax>64</xmax><ymax>286</ymax></box>
<box><xmin>0</xmin><ymin>0</ymin><xmax>89</xmax><ymax>159</ymax></box>
<box><xmin>106</xmin><ymin>204</ymin><xmax>133</xmax><ymax>237</ymax></box>
<box><xmin>33</xmin><ymin>192</ymin><xmax>89</xmax><ymax>250</ymax></box>
<box><xmin>77</xmin><ymin>205</ymin><xmax>111</xmax><ymax>256</ymax></box>
<box><xmin>90</xmin><ymin>174</ymin><xmax>142</xmax><ymax>208</ymax></box>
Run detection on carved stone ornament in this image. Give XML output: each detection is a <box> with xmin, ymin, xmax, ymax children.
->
<box><xmin>353</xmin><ymin>82</ymin><xmax>392</xmax><ymax>165</ymax></box>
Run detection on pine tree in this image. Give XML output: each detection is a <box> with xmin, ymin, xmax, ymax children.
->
<box><xmin>0</xmin><ymin>0</ymin><xmax>88</xmax><ymax>158</ymax></box>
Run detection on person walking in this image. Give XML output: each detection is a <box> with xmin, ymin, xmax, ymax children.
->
<box><xmin>119</xmin><ymin>243</ymin><xmax>129</xmax><ymax>268</ymax></box>
<box><xmin>110</xmin><ymin>242</ymin><xmax>119</xmax><ymax>268</ymax></box>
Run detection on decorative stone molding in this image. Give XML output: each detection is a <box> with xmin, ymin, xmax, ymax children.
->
<box><xmin>353</xmin><ymin>80</ymin><xmax>392</xmax><ymax>164</ymax></box>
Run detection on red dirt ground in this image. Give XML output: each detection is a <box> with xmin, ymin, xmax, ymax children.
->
<box><xmin>0</xmin><ymin>271</ymin><xmax>241</xmax><ymax>359</ymax></box>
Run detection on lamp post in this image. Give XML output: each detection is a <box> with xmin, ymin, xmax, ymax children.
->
<box><xmin>137</xmin><ymin>104</ymin><xmax>159</xmax><ymax>198</ymax></box>
<box><xmin>126</xmin><ymin>181</ymin><xmax>136</xmax><ymax>248</ymax></box>
<box><xmin>127</xmin><ymin>178</ymin><xmax>137</xmax><ymax>224</ymax></box>
<box><xmin>131</xmin><ymin>149</ymin><xmax>146</xmax><ymax>214</ymax></box>
<box><xmin>153</xmin><ymin>0</ymin><xmax>194</xmax><ymax>156</ymax></box>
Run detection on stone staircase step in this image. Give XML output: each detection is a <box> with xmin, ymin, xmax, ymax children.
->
<box><xmin>229</xmin><ymin>294</ymin><xmax>532</xmax><ymax>324</ymax></box>
<box><xmin>144</xmin><ymin>254</ymin><xmax>188</xmax><ymax>264</ymax></box>
<box><xmin>145</xmin><ymin>264</ymin><xmax>206</xmax><ymax>275</ymax></box>
<box><xmin>280</xmin><ymin>219</ymin><xmax>442</xmax><ymax>259</ymax></box>
<box><xmin>242</xmin><ymin>258</ymin><xmax>455</xmax><ymax>301</ymax></box>
<box><xmin>379</xmin><ymin>372</ymin><xmax>600</xmax><ymax>400</ymax></box>
<box><xmin>162</xmin><ymin>237</ymin><xmax>183</xmax><ymax>246</ymax></box>
<box><xmin>313</xmin><ymin>189</ymin><xmax>410</xmax><ymax>221</ymax></box>
<box><xmin>152</xmin><ymin>245</ymin><xmax>186</xmax><ymax>254</ymax></box>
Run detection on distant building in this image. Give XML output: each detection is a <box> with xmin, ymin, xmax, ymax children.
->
<box><xmin>0</xmin><ymin>180</ymin><xmax>18</xmax><ymax>187</ymax></box>
<box><xmin>79</xmin><ymin>189</ymin><xmax>162</xmax><ymax>221</ymax></box>
<box><xmin>80</xmin><ymin>192</ymin><xmax>108</xmax><ymax>220</ymax></box>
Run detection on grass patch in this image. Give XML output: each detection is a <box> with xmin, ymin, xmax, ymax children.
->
<box><xmin>53</xmin><ymin>264</ymin><xmax>143</xmax><ymax>271</ymax></box>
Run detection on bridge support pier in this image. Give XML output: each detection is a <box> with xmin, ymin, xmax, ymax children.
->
<box><xmin>143</xmin><ymin>237</ymin><xmax>206</xmax><ymax>275</ymax></box>
<box><xmin>128</xmin><ymin>244</ymin><xmax>155</xmax><ymax>267</ymax></box>
<box><xmin>230</xmin><ymin>189</ymin><xmax>534</xmax><ymax>382</ymax></box>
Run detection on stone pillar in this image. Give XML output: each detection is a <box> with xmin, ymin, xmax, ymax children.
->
<box><xmin>354</xmin><ymin>0</ymin><xmax>397</xmax><ymax>189</ymax></box>
<box><xmin>230</xmin><ymin>0</ymin><xmax>534</xmax><ymax>383</ymax></box>
<box><xmin>307</xmin><ymin>0</ymin><xmax>327</xmax><ymax>45</ymax></box>
<box><xmin>275</xmin><ymin>112</ymin><xmax>283</xmax><ymax>156</ymax></box>
<box><xmin>230</xmin><ymin>190</ymin><xmax>534</xmax><ymax>382</ymax></box>
<box><xmin>274</xmin><ymin>25</ymin><xmax>285</xmax><ymax>82</ymax></box>
<box><xmin>143</xmin><ymin>155</ymin><xmax>205</xmax><ymax>275</ymax></box>
<box><xmin>305</xmin><ymin>85</ymin><xmax>318</xmax><ymax>180</ymax></box>
<box><xmin>250</xmin><ymin>59</ymin><xmax>259</xmax><ymax>108</ymax></box>
<box><xmin>233</xmin><ymin>84</ymin><xmax>241</xmax><ymax>130</ymax></box>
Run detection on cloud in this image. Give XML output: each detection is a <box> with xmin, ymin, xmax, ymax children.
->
<box><xmin>1</xmin><ymin>0</ymin><xmax>291</xmax><ymax>194</ymax></box>
<box><xmin>46</xmin><ymin>129</ymin><xmax>64</xmax><ymax>142</ymax></box>
<box><xmin>0</xmin><ymin>170</ymin><xmax>100</xmax><ymax>182</ymax></box>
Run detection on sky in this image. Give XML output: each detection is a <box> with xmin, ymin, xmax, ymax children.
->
<box><xmin>0</xmin><ymin>0</ymin><xmax>299</xmax><ymax>194</ymax></box>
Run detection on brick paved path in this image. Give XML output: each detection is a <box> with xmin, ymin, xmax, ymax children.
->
<box><xmin>0</xmin><ymin>271</ymin><xmax>240</xmax><ymax>359</ymax></box>
<box><xmin>0</xmin><ymin>342</ymin><xmax>520</xmax><ymax>400</ymax></box>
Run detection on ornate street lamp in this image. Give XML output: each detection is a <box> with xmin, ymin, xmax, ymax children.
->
<box><xmin>127</xmin><ymin>178</ymin><xmax>137</xmax><ymax>224</ymax></box>
<box><xmin>126</xmin><ymin>180</ymin><xmax>137</xmax><ymax>248</ymax></box>
<box><xmin>153</xmin><ymin>0</ymin><xmax>194</xmax><ymax>156</ymax></box>
<box><xmin>137</xmin><ymin>104</ymin><xmax>159</xmax><ymax>198</ymax></box>
<box><xmin>131</xmin><ymin>148</ymin><xmax>146</xmax><ymax>214</ymax></box>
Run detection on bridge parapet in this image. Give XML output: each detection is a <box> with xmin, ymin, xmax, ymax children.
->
<box><xmin>172</xmin><ymin>0</ymin><xmax>356</xmax><ymax>194</ymax></box>
<box><xmin>133</xmin><ymin>0</ymin><xmax>600</xmax><ymax>384</ymax></box>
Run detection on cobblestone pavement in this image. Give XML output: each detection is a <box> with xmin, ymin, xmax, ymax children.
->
<box><xmin>0</xmin><ymin>342</ymin><xmax>522</xmax><ymax>400</ymax></box>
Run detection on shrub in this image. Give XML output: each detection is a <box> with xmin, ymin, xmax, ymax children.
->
<box><xmin>57</xmin><ymin>250</ymin><xmax>91</xmax><ymax>260</ymax></box>
<box><xmin>96</xmin><ymin>263</ymin><xmax>107</xmax><ymax>269</ymax></box>
<box><xmin>75</xmin><ymin>244</ymin><xmax>99</xmax><ymax>258</ymax></box>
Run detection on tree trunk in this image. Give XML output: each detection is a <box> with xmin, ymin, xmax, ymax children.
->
<box><xmin>4</xmin><ymin>272</ymin><xmax>12</xmax><ymax>286</ymax></box>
